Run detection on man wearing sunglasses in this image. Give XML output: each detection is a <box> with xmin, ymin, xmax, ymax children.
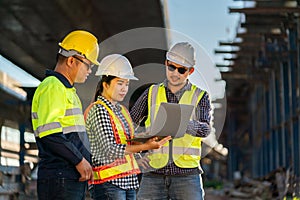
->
<box><xmin>31</xmin><ymin>30</ymin><xmax>100</xmax><ymax>200</ymax></box>
<box><xmin>130</xmin><ymin>42</ymin><xmax>211</xmax><ymax>200</ymax></box>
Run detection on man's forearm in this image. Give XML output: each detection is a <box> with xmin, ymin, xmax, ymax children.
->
<box><xmin>186</xmin><ymin>120</ymin><xmax>211</xmax><ymax>137</ymax></box>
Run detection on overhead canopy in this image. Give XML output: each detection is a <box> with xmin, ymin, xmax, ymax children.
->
<box><xmin>0</xmin><ymin>0</ymin><xmax>168</xmax><ymax>127</ymax></box>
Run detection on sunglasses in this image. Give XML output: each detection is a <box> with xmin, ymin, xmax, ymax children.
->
<box><xmin>73</xmin><ymin>56</ymin><xmax>94</xmax><ymax>70</ymax></box>
<box><xmin>167</xmin><ymin>64</ymin><xmax>188</xmax><ymax>74</ymax></box>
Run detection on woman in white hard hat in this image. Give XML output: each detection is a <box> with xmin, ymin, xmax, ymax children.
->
<box><xmin>84</xmin><ymin>54</ymin><xmax>171</xmax><ymax>200</ymax></box>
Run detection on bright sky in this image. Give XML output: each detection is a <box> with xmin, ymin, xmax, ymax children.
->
<box><xmin>167</xmin><ymin>0</ymin><xmax>242</xmax><ymax>100</ymax></box>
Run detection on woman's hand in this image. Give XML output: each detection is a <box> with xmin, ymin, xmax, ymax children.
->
<box><xmin>125</xmin><ymin>136</ymin><xmax>172</xmax><ymax>154</ymax></box>
<box><xmin>145</xmin><ymin>136</ymin><xmax>172</xmax><ymax>149</ymax></box>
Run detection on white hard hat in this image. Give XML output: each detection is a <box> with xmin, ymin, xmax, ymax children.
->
<box><xmin>166</xmin><ymin>42</ymin><xmax>195</xmax><ymax>68</ymax></box>
<box><xmin>95</xmin><ymin>54</ymin><xmax>138</xmax><ymax>80</ymax></box>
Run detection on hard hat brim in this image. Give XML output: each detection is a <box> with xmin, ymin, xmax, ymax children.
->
<box><xmin>166</xmin><ymin>52</ymin><xmax>194</xmax><ymax>68</ymax></box>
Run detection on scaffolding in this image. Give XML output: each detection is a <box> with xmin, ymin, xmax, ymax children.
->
<box><xmin>216</xmin><ymin>0</ymin><xmax>300</xmax><ymax>198</ymax></box>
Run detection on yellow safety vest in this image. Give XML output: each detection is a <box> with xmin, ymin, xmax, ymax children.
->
<box><xmin>145</xmin><ymin>83</ymin><xmax>205</xmax><ymax>169</ymax></box>
<box><xmin>85</xmin><ymin>100</ymin><xmax>140</xmax><ymax>184</ymax></box>
<box><xmin>32</xmin><ymin>76</ymin><xmax>85</xmax><ymax>138</ymax></box>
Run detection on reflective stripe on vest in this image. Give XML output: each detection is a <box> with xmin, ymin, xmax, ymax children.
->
<box><xmin>86</xmin><ymin>100</ymin><xmax>140</xmax><ymax>184</ymax></box>
<box><xmin>91</xmin><ymin>154</ymin><xmax>140</xmax><ymax>185</ymax></box>
<box><xmin>145</xmin><ymin>83</ymin><xmax>205</xmax><ymax>169</ymax></box>
<box><xmin>31</xmin><ymin>76</ymin><xmax>85</xmax><ymax>138</ymax></box>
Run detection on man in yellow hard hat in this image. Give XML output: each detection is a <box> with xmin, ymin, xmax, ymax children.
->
<box><xmin>31</xmin><ymin>30</ymin><xmax>100</xmax><ymax>200</ymax></box>
<box><xmin>130</xmin><ymin>42</ymin><xmax>211</xmax><ymax>200</ymax></box>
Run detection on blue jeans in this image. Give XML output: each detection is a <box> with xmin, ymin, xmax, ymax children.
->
<box><xmin>37</xmin><ymin>178</ymin><xmax>87</xmax><ymax>200</ymax></box>
<box><xmin>137</xmin><ymin>173</ymin><xmax>204</xmax><ymax>200</ymax></box>
<box><xmin>90</xmin><ymin>182</ymin><xmax>136</xmax><ymax>200</ymax></box>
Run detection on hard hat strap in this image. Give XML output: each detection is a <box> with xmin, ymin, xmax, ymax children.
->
<box><xmin>58</xmin><ymin>48</ymin><xmax>85</xmax><ymax>58</ymax></box>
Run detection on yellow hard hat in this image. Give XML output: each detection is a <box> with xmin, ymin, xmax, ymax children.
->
<box><xmin>58</xmin><ymin>30</ymin><xmax>100</xmax><ymax>65</ymax></box>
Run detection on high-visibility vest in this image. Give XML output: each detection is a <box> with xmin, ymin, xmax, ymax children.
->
<box><xmin>145</xmin><ymin>83</ymin><xmax>205</xmax><ymax>169</ymax></box>
<box><xmin>32</xmin><ymin>76</ymin><xmax>86</xmax><ymax>138</ymax></box>
<box><xmin>85</xmin><ymin>100</ymin><xmax>140</xmax><ymax>184</ymax></box>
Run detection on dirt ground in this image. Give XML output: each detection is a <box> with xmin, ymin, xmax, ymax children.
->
<box><xmin>205</xmin><ymin>188</ymin><xmax>230</xmax><ymax>200</ymax></box>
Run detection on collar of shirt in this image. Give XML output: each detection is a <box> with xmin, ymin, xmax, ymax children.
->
<box><xmin>45</xmin><ymin>69</ymin><xmax>73</xmax><ymax>88</ymax></box>
<box><xmin>162</xmin><ymin>79</ymin><xmax>192</xmax><ymax>99</ymax></box>
<box><xmin>97</xmin><ymin>95</ymin><xmax>122</xmax><ymax>112</ymax></box>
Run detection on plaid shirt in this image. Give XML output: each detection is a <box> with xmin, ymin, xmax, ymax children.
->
<box><xmin>85</xmin><ymin>96</ymin><xmax>139</xmax><ymax>190</ymax></box>
<box><xmin>130</xmin><ymin>79</ymin><xmax>211</xmax><ymax>175</ymax></box>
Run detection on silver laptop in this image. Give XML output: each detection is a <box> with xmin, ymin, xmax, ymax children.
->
<box><xmin>128</xmin><ymin>103</ymin><xmax>194</xmax><ymax>142</ymax></box>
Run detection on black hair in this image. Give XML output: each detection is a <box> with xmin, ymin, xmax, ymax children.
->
<box><xmin>56</xmin><ymin>53</ymin><xmax>67</xmax><ymax>63</ymax></box>
<box><xmin>93</xmin><ymin>75</ymin><xmax>117</xmax><ymax>101</ymax></box>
